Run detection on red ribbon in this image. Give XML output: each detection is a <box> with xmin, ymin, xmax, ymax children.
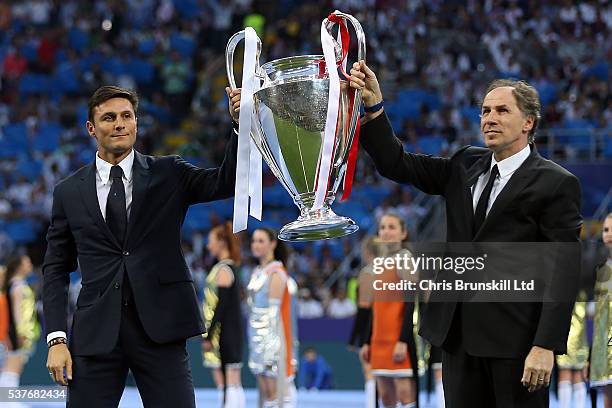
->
<box><xmin>314</xmin><ymin>13</ymin><xmax>360</xmax><ymax>202</ymax></box>
<box><xmin>327</xmin><ymin>13</ymin><xmax>360</xmax><ymax>202</ymax></box>
<box><xmin>341</xmin><ymin>94</ymin><xmax>360</xmax><ymax>201</ymax></box>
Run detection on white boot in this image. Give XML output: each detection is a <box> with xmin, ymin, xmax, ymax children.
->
<box><xmin>365</xmin><ymin>378</ymin><xmax>376</xmax><ymax>408</ymax></box>
<box><xmin>573</xmin><ymin>381</ymin><xmax>587</xmax><ymax>408</ymax></box>
<box><xmin>558</xmin><ymin>381</ymin><xmax>571</xmax><ymax>408</ymax></box>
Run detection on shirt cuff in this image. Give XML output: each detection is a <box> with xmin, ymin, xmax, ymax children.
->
<box><xmin>47</xmin><ymin>331</ymin><xmax>67</xmax><ymax>344</ymax></box>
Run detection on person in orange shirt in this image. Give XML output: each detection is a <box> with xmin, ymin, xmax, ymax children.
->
<box><xmin>361</xmin><ymin>213</ymin><xmax>418</xmax><ymax>408</ymax></box>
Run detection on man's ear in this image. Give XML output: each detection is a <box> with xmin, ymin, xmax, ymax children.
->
<box><xmin>86</xmin><ymin>121</ymin><xmax>96</xmax><ymax>139</ymax></box>
<box><xmin>523</xmin><ymin>115</ymin><xmax>535</xmax><ymax>134</ymax></box>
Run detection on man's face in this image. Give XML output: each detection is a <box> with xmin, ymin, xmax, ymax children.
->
<box><xmin>86</xmin><ymin>97</ymin><xmax>137</xmax><ymax>157</ymax></box>
<box><xmin>480</xmin><ymin>87</ymin><xmax>533</xmax><ymax>155</ymax></box>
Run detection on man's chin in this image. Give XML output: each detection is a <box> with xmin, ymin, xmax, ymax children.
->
<box><xmin>484</xmin><ymin>140</ymin><xmax>497</xmax><ymax>150</ymax></box>
<box><xmin>109</xmin><ymin>145</ymin><xmax>131</xmax><ymax>156</ymax></box>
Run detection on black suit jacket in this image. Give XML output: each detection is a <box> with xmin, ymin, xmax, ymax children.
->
<box><xmin>360</xmin><ymin>113</ymin><xmax>582</xmax><ymax>359</ymax></box>
<box><xmin>42</xmin><ymin>129</ymin><xmax>237</xmax><ymax>356</ymax></box>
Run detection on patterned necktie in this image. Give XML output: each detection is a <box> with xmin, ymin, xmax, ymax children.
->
<box><xmin>473</xmin><ymin>164</ymin><xmax>499</xmax><ymax>235</ymax></box>
<box><xmin>106</xmin><ymin>165</ymin><xmax>127</xmax><ymax>245</ymax></box>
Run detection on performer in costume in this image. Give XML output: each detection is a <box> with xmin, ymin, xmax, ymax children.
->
<box><xmin>361</xmin><ymin>214</ymin><xmax>418</xmax><ymax>408</ymax></box>
<box><xmin>589</xmin><ymin>213</ymin><xmax>612</xmax><ymax>407</ymax></box>
<box><xmin>555</xmin><ymin>293</ymin><xmax>589</xmax><ymax>408</ymax></box>
<box><xmin>0</xmin><ymin>254</ymin><xmax>40</xmax><ymax>389</ymax></box>
<box><xmin>247</xmin><ymin>228</ymin><xmax>295</xmax><ymax>408</ymax></box>
<box><xmin>348</xmin><ymin>235</ymin><xmax>379</xmax><ymax>408</ymax></box>
<box><xmin>202</xmin><ymin>221</ymin><xmax>246</xmax><ymax>408</ymax></box>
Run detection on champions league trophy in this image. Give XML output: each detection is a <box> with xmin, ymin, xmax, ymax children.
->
<box><xmin>226</xmin><ymin>11</ymin><xmax>366</xmax><ymax>241</ymax></box>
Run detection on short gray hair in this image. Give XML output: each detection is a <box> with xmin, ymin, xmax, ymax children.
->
<box><xmin>484</xmin><ymin>79</ymin><xmax>541</xmax><ymax>143</ymax></box>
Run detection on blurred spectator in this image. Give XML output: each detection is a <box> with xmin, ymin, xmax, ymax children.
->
<box><xmin>298</xmin><ymin>347</ymin><xmax>333</xmax><ymax>390</ymax></box>
<box><xmin>160</xmin><ymin>51</ymin><xmax>191</xmax><ymax>120</ymax></box>
<box><xmin>297</xmin><ymin>288</ymin><xmax>324</xmax><ymax>319</ymax></box>
<box><xmin>327</xmin><ymin>288</ymin><xmax>356</xmax><ymax>319</ymax></box>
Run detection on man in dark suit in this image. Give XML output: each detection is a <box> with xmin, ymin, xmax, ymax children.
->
<box><xmin>43</xmin><ymin>85</ymin><xmax>242</xmax><ymax>407</ymax></box>
<box><xmin>350</xmin><ymin>62</ymin><xmax>582</xmax><ymax>407</ymax></box>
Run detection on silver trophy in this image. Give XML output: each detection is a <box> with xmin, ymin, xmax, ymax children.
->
<box><xmin>226</xmin><ymin>12</ymin><xmax>365</xmax><ymax>241</ymax></box>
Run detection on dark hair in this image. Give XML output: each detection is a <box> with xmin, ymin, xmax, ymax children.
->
<box><xmin>255</xmin><ymin>228</ymin><xmax>289</xmax><ymax>265</ymax></box>
<box><xmin>88</xmin><ymin>85</ymin><xmax>139</xmax><ymax>123</ymax></box>
<box><xmin>211</xmin><ymin>221</ymin><xmax>241</xmax><ymax>266</ymax></box>
<box><xmin>2</xmin><ymin>254</ymin><xmax>24</xmax><ymax>293</ymax></box>
<box><xmin>484</xmin><ymin>79</ymin><xmax>541</xmax><ymax>143</ymax></box>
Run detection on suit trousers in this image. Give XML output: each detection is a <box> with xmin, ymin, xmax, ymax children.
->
<box><xmin>67</xmin><ymin>299</ymin><xmax>196</xmax><ymax>408</ymax></box>
<box><xmin>441</xmin><ymin>305</ymin><xmax>548</xmax><ymax>408</ymax></box>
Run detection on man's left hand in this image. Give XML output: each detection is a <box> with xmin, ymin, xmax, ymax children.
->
<box><xmin>521</xmin><ymin>346</ymin><xmax>553</xmax><ymax>392</ymax></box>
<box><xmin>227</xmin><ymin>87</ymin><xmax>241</xmax><ymax>122</ymax></box>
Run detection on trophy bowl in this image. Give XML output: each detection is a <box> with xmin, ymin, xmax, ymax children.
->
<box><xmin>226</xmin><ymin>12</ymin><xmax>365</xmax><ymax>241</ymax></box>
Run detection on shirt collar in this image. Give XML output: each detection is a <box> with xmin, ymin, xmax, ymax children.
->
<box><xmin>490</xmin><ymin>144</ymin><xmax>530</xmax><ymax>178</ymax></box>
<box><xmin>95</xmin><ymin>149</ymin><xmax>135</xmax><ymax>184</ymax></box>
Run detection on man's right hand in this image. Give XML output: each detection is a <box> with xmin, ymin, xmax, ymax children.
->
<box><xmin>349</xmin><ymin>61</ymin><xmax>383</xmax><ymax>110</ymax></box>
<box><xmin>47</xmin><ymin>343</ymin><xmax>72</xmax><ymax>386</ymax></box>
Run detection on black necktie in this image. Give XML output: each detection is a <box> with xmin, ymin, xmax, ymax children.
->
<box><xmin>106</xmin><ymin>165</ymin><xmax>127</xmax><ymax>245</ymax></box>
<box><xmin>473</xmin><ymin>164</ymin><xmax>499</xmax><ymax>234</ymax></box>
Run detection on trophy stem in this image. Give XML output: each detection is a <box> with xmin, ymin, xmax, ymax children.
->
<box><xmin>278</xmin><ymin>193</ymin><xmax>359</xmax><ymax>241</ymax></box>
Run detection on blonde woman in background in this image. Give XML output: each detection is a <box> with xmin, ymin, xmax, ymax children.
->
<box><xmin>348</xmin><ymin>235</ymin><xmax>379</xmax><ymax>408</ymax></box>
<box><xmin>361</xmin><ymin>214</ymin><xmax>418</xmax><ymax>408</ymax></box>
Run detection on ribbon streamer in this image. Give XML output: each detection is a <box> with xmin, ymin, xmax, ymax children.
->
<box><xmin>233</xmin><ymin>27</ymin><xmax>262</xmax><ymax>233</ymax></box>
<box><xmin>318</xmin><ymin>12</ymin><xmax>361</xmax><ymax>203</ymax></box>
<box><xmin>314</xmin><ymin>15</ymin><xmax>343</xmax><ymax>210</ymax></box>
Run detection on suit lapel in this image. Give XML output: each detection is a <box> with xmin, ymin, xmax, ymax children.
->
<box><xmin>473</xmin><ymin>145</ymin><xmax>539</xmax><ymax>240</ymax></box>
<box><xmin>78</xmin><ymin>164</ymin><xmax>121</xmax><ymax>248</ymax></box>
<box><xmin>125</xmin><ymin>151</ymin><xmax>150</xmax><ymax>247</ymax></box>
<box><xmin>465</xmin><ymin>152</ymin><xmax>492</xmax><ymax>187</ymax></box>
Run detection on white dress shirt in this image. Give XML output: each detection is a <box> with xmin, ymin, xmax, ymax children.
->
<box><xmin>47</xmin><ymin>150</ymin><xmax>135</xmax><ymax>344</ymax></box>
<box><xmin>471</xmin><ymin>144</ymin><xmax>531</xmax><ymax>216</ymax></box>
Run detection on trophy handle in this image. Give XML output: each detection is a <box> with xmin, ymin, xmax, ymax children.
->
<box><xmin>225</xmin><ymin>30</ymin><xmax>263</xmax><ymax>89</ymax></box>
<box><xmin>327</xmin><ymin>11</ymin><xmax>366</xmax><ymax>168</ymax></box>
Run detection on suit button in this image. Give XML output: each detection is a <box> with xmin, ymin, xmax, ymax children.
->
<box><xmin>122</xmin><ymin>251</ymin><xmax>130</xmax><ymax>256</ymax></box>
<box><xmin>114</xmin><ymin>282</ymin><xmax>120</xmax><ymax>289</ymax></box>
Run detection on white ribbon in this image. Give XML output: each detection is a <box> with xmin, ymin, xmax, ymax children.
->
<box><xmin>249</xmin><ymin>136</ymin><xmax>262</xmax><ymax>220</ymax></box>
<box><xmin>233</xmin><ymin>27</ymin><xmax>262</xmax><ymax>232</ymax></box>
<box><xmin>314</xmin><ymin>18</ymin><xmax>341</xmax><ymax>210</ymax></box>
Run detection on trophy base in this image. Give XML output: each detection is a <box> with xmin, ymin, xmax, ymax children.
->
<box><xmin>278</xmin><ymin>210</ymin><xmax>359</xmax><ymax>241</ymax></box>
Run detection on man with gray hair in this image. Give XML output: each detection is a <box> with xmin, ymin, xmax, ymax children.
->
<box><xmin>350</xmin><ymin>61</ymin><xmax>582</xmax><ymax>408</ymax></box>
